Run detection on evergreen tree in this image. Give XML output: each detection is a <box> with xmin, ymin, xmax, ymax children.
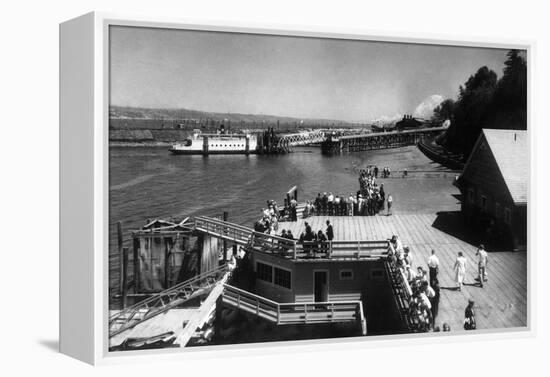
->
<box><xmin>442</xmin><ymin>49</ymin><xmax>527</xmax><ymax>155</ymax></box>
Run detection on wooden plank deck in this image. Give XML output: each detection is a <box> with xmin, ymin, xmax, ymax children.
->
<box><xmin>109</xmin><ymin>308</ymin><xmax>199</xmax><ymax>347</ymax></box>
<box><xmin>280</xmin><ymin>213</ymin><xmax>527</xmax><ymax>332</ymax></box>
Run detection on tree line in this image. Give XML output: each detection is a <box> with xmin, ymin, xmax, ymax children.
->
<box><xmin>432</xmin><ymin>49</ymin><xmax>527</xmax><ymax>155</ymax></box>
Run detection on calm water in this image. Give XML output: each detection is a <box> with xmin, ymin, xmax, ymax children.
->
<box><xmin>108</xmin><ymin>145</ymin><xmax>459</xmax><ymax>257</ymax></box>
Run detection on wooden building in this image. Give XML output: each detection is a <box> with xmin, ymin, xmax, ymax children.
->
<box><xmin>129</xmin><ymin>218</ymin><xmax>221</xmax><ymax>294</ymax></box>
<box><xmin>395</xmin><ymin>115</ymin><xmax>423</xmax><ymax>130</ymax></box>
<box><xmin>456</xmin><ymin>129</ymin><xmax>527</xmax><ymax>250</ymax></box>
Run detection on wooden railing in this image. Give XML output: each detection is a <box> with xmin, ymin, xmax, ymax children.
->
<box><xmin>255</xmin><ymin>239</ymin><xmax>389</xmax><ymax>261</ymax></box>
<box><xmin>384</xmin><ymin>243</ymin><xmax>415</xmax><ymax>330</ymax></box>
<box><xmin>222</xmin><ymin>284</ymin><xmax>365</xmax><ymax>332</ymax></box>
<box><xmin>193</xmin><ymin>216</ymin><xmax>388</xmax><ymax>261</ymax></box>
<box><xmin>194</xmin><ymin>216</ymin><xmax>254</xmax><ymax>246</ymax></box>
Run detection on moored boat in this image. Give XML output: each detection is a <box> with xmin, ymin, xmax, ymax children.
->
<box><xmin>169</xmin><ymin>129</ymin><xmax>257</xmax><ymax>155</ymax></box>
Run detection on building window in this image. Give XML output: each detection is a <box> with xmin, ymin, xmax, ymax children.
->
<box><xmin>339</xmin><ymin>269</ymin><xmax>354</xmax><ymax>280</ymax></box>
<box><xmin>256</xmin><ymin>262</ymin><xmax>273</xmax><ymax>283</ymax></box>
<box><xmin>504</xmin><ymin>208</ymin><xmax>512</xmax><ymax>225</ymax></box>
<box><xmin>274</xmin><ymin>267</ymin><xmax>291</xmax><ymax>289</ymax></box>
<box><xmin>480</xmin><ymin>195</ymin><xmax>487</xmax><ymax>210</ymax></box>
<box><xmin>495</xmin><ymin>202</ymin><xmax>501</xmax><ymax>219</ymax></box>
<box><xmin>468</xmin><ymin>188</ymin><xmax>474</xmax><ymax>203</ymax></box>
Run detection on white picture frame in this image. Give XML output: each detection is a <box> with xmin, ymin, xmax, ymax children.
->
<box><xmin>59</xmin><ymin>11</ymin><xmax>535</xmax><ymax>365</ymax></box>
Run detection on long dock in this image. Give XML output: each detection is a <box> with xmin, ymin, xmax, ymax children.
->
<box><xmin>281</xmin><ymin>213</ymin><xmax>527</xmax><ymax>332</ymax></box>
<box><xmin>321</xmin><ymin>126</ymin><xmax>447</xmax><ymax>154</ymax></box>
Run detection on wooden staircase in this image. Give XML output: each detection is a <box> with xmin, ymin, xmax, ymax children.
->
<box><xmin>193</xmin><ymin>215</ymin><xmax>298</xmax><ymax>255</ymax></box>
<box><xmin>109</xmin><ymin>265</ymin><xmax>229</xmax><ymax>338</ymax></box>
<box><xmin>222</xmin><ymin>284</ymin><xmax>366</xmax><ymax>334</ymax></box>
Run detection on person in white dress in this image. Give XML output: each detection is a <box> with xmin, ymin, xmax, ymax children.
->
<box><xmin>387</xmin><ymin>195</ymin><xmax>393</xmax><ymax>216</ymax></box>
<box><xmin>453</xmin><ymin>251</ymin><xmax>467</xmax><ymax>291</ymax></box>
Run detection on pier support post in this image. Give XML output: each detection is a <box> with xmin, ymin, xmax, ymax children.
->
<box><xmin>117</xmin><ymin>221</ymin><xmax>124</xmax><ymax>295</ymax></box>
<box><xmin>122</xmin><ymin>247</ymin><xmax>128</xmax><ymax>309</ymax></box>
<box><xmin>223</xmin><ymin>211</ymin><xmax>229</xmax><ymax>260</ymax></box>
<box><xmin>203</xmin><ymin>136</ymin><xmax>209</xmax><ymax>156</ymax></box>
<box><xmin>164</xmin><ymin>239</ymin><xmax>170</xmax><ymax>289</ymax></box>
<box><xmin>133</xmin><ymin>237</ymin><xmax>140</xmax><ymax>292</ymax></box>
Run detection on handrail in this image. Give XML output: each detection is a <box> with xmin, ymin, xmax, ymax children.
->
<box><xmin>223</xmin><ymin>284</ymin><xmax>363</xmax><ymax>325</ymax></box>
<box><xmin>223</xmin><ymin>284</ymin><xmax>280</xmax><ymax>307</ymax></box>
<box><xmin>251</xmin><ymin>231</ymin><xmax>297</xmax><ymax>246</ymax></box>
<box><xmin>194</xmin><ymin>216</ymin><xmax>253</xmax><ymax>232</ymax></box>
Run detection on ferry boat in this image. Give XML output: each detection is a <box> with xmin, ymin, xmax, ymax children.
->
<box><xmin>169</xmin><ymin>129</ymin><xmax>258</xmax><ymax>155</ymax></box>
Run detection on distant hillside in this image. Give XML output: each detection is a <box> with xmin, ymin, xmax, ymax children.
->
<box><xmin>110</xmin><ymin>106</ymin><xmax>354</xmax><ymax>127</ymax></box>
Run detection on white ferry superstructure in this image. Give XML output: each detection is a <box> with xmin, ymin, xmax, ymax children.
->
<box><xmin>169</xmin><ymin>130</ymin><xmax>258</xmax><ymax>155</ymax></box>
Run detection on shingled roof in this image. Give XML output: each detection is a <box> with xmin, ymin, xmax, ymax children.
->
<box><xmin>476</xmin><ymin>129</ymin><xmax>528</xmax><ymax>205</ymax></box>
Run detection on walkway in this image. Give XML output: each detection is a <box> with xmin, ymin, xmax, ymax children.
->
<box><xmin>282</xmin><ymin>214</ymin><xmax>527</xmax><ymax>332</ymax></box>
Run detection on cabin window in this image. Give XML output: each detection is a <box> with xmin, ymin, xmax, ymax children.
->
<box><xmin>339</xmin><ymin>269</ymin><xmax>354</xmax><ymax>280</ymax></box>
<box><xmin>504</xmin><ymin>208</ymin><xmax>512</xmax><ymax>225</ymax></box>
<box><xmin>370</xmin><ymin>269</ymin><xmax>385</xmax><ymax>280</ymax></box>
<box><xmin>256</xmin><ymin>262</ymin><xmax>273</xmax><ymax>283</ymax></box>
<box><xmin>274</xmin><ymin>267</ymin><xmax>292</xmax><ymax>289</ymax></box>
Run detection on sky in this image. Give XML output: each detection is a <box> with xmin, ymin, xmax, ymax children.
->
<box><xmin>110</xmin><ymin>26</ymin><xmax>510</xmax><ymax>122</ymax></box>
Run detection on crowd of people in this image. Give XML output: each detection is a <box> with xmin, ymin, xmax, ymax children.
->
<box><xmin>388</xmin><ymin>236</ymin><xmax>484</xmax><ymax>332</ymax></box>
<box><xmin>300</xmin><ymin>167</ymin><xmax>393</xmax><ymax>218</ymax></box>
<box><xmin>357</xmin><ymin>166</ymin><xmax>388</xmax><ymax>216</ymax></box>
<box><xmin>255</xmin><ymin>196</ymin><xmax>306</xmax><ymax>233</ymax></box>
<box><xmin>279</xmin><ymin>220</ymin><xmax>334</xmax><ymax>257</ymax></box>
<box><xmin>256</xmin><ymin>165</ymin><xmax>401</xmax><ymax>225</ymax></box>
<box><xmin>254</xmin><ymin>200</ymin><xmax>284</xmax><ymax>234</ymax></box>
<box><xmin>388</xmin><ymin>235</ymin><xmax>440</xmax><ymax>332</ymax></box>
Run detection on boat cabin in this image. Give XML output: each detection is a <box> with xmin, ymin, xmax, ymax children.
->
<box><xmin>250</xmin><ymin>251</ymin><xmax>388</xmax><ymax>304</ymax></box>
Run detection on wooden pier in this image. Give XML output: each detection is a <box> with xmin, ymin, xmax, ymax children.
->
<box><xmin>321</xmin><ymin>126</ymin><xmax>448</xmax><ymax>154</ymax></box>
<box><xmin>281</xmin><ymin>214</ymin><xmax>527</xmax><ymax>332</ymax></box>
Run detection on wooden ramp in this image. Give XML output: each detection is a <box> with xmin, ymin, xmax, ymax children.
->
<box><xmin>110</xmin><ymin>269</ymin><xmax>231</xmax><ymax>348</ymax></box>
<box><xmin>109</xmin><ymin>265</ymin><xmax>229</xmax><ymax>338</ymax></box>
<box><xmin>282</xmin><ymin>214</ymin><xmax>527</xmax><ymax>332</ymax></box>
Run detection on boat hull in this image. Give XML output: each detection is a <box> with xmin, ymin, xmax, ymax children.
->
<box><xmin>169</xmin><ymin>149</ymin><xmax>258</xmax><ymax>155</ymax></box>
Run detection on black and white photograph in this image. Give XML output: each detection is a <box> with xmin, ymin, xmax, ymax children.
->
<box><xmin>107</xmin><ymin>25</ymin><xmax>528</xmax><ymax>351</ymax></box>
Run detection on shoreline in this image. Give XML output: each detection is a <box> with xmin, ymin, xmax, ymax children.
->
<box><xmin>110</xmin><ymin>141</ymin><xmax>173</xmax><ymax>147</ymax></box>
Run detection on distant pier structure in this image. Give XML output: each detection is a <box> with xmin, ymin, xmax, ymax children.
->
<box><xmin>321</xmin><ymin>126</ymin><xmax>448</xmax><ymax>154</ymax></box>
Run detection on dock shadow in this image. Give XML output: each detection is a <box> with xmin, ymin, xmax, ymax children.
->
<box><xmin>431</xmin><ymin>211</ymin><xmax>511</xmax><ymax>251</ymax></box>
<box><xmin>431</xmin><ymin>211</ymin><xmax>480</xmax><ymax>247</ymax></box>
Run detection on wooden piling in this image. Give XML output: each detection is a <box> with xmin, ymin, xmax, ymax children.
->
<box><xmin>117</xmin><ymin>221</ymin><xmax>124</xmax><ymax>295</ymax></box>
<box><xmin>164</xmin><ymin>239</ymin><xmax>170</xmax><ymax>289</ymax></box>
<box><xmin>133</xmin><ymin>237</ymin><xmax>140</xmax><ymax>292</ymax></box>
<box><xmin>122</xmin><ymin>247</ymin><xmax>128</xmax><ymax>309</ymax></box>
<box><xmin>223</xmin><ymin>211</ymin><xmax>229</xmax><ymax>260</ymax></box>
